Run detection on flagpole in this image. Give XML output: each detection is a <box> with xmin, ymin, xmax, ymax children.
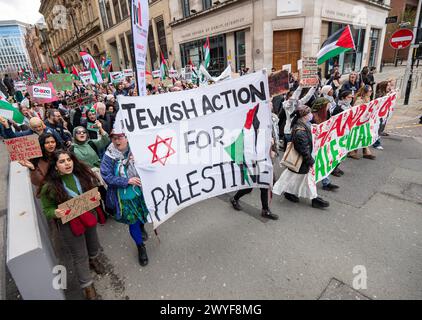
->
<box><xmin>129</xmin><ymin>1</ymin><xmax>139</xmax><ymax>96</ymax></box>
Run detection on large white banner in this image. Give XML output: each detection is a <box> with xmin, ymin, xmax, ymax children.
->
<box><xmin>117</xmin><ymin>71</ymin><xmax>273</xmax><ymax>228</ymax></box>
<box><xmin>131</xmin><ymin>0</ymin><xmax>148</xmax><ymax>96</ymax></box>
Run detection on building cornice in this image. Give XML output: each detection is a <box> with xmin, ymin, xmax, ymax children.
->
<box><xmin>169</xmin><ymin>0</ymin><xmax>248</xmax><ymax>28</ymax></box>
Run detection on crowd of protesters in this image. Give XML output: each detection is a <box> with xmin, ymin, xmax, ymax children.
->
<box><xmin>0</xmin><ymin>64</ymin><xmax>395</xmax><ymax>299</ymax></box>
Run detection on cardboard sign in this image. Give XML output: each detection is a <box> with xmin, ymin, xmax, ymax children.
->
<box><xmin>47</xmin><ymin>74</ymin><xmax>73</xmax><ymax>92</ymax></box>
<box><xmin>152</xmin><ymin>70</ymin><xmax>161</xmax><ymax>79</ymax></box>
<box><xmin>65</xmin><ymin>93</ymin><xmax>94</xmax><ymax>108</ymax></box>
<box><xmin>123</xmin><ymin>69</ymin><xmax>133</xmax><ymax>77</ymax></box>
<box><xmin>79</xmin><ymin>71</ymin><xmax>94</xmax><ymax>85</ymax></box>
<box><xmin>4</xmin><ymin>134</ymin><xmax>42</xmax><ymax>162</ymax></box>
<box><xmin>300</xmin><ymin>57</ymin><xmax>319</xmax><ymax>88</ymax></box>
<box><xmin>297</xmin><ymin>59</ymin><xmax>303</xmax><ymax>71</ymax></box>
<box><xmin>282</xmin><ymin>64</ymin><xmax>292</xmax><ymax>73</ymax></box>
<box><xmin>14</xmin><ymin>81</ymin><xmax>27</xmax><ymax>92</ymax></box>
<box><xmin>110</xmin><ymin>71</ymin><xmax>125</xmax><ymax>84</ymax></box>
<box><xmin>59</xmin><ymin>187</ymin><xmax>100</xmax><ymax>224</ymax></box>
<box><xmin>32</xmin><ymin>85</ymin><xmax>52</xmax><ymax>99</ymax></box>
<box><xmin>268</xmin><ymin>70</ymin><xmax>289</xmax><ymax>97</ymax></box>
<box><xmin>168</xmin><ymin>69</ymin><xmax>178</xmax><ymax>78</ymax></box>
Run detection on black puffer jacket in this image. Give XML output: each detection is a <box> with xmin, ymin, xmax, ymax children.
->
<box><xmin>291</xmin><ymin>120</ymin><xmax>314</xmax><ymax>174</ymax></box>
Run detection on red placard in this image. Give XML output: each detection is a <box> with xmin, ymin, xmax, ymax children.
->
<box><xmin>390</xmin><ymin>29</ymin><xmax>414</xmax><ymax>50</ymax></box>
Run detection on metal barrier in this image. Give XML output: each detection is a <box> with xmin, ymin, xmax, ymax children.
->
<box><xmin>6</xmin><ymin>162</ymin><xmax>65</xmax><ymax>300</ymax></box>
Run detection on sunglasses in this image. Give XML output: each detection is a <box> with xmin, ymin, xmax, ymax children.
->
<box><xmin>76</xmin><ymin>130</ymin><xmax>87</xmax><ymax>135</ymax></box>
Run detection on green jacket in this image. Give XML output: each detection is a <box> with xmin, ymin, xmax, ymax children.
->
<box><xmin>40</xmin><ymin>174</ymin><xmax>79</xmax><ymax>220</ymax></box>
<box><xmin>72</xmin><ymin>132</ymin><xmax>110</xmax><ymax>168</ymax></box>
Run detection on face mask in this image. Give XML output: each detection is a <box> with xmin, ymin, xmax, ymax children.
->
<box><xmin>304</xmin><ymin>113</ymin><xmax>313</xmax><ymax>123</ymax></box>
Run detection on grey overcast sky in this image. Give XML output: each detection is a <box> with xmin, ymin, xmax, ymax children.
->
<box><xmin>0</xmin><ymin>0</ymin><xmax>43</xmax><ymax>25</ymax></box>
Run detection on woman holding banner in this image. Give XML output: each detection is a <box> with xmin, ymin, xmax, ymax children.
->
<box><xmin>100</xmin><ymin>132</ymin><xmax>150</xmax><ymax>267</ymax></box>
<box><xmin>351</xmin><ymin>85</ymin><xmax>376</xmax><ymax>160</ymax></box>
<box><xmin>273</xmin><ymin>103</ymin><xmax>330</xmax><ymax>209</ymax></box>
<box><xmin>40</xmin><ymin>150</ymin><xmax>106</xmax><ymax>300</ymax></box>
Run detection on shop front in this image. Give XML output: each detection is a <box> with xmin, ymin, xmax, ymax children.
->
<box><xmin>170</xmin><ymin>1</ymin><xmax>253</xmax><ymax>76</ymax></box>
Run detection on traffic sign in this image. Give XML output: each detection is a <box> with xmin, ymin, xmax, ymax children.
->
<box><xmin>390</xmin><ymin>29</ymin><xmax>414</xmax><ymax>49</ymax></box>
<box><xmin>385</xmin><ymin>16</ymin><xmax>398</xmax><ymax>24</ymax></box>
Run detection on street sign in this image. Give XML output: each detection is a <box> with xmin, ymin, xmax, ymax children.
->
<box><xmin>385</xmin><ymin>16</ymin><xmax>398</xmax><ymax>24</ymax></box>
<box><xmin>390</xmin><ymin>29</ymin><xmax>414</xmax><ymax>49</ymax></box>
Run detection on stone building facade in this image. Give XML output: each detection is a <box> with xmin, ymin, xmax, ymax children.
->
<box><xmin>25</xmin><ymin>23</ymin><xmax>49</xmax><ymax>73</ymax></box>
<box><xmin>39</xmin><ymin>0</ymin><xmax>107</xmax><ymax>69</ymax></box>
<box><xmin>96</xmin><ymin>0</ymin><xmax>175</xmax><ymax>72</ymax></box>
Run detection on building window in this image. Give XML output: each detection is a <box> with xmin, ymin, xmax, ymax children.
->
<box><xmin>106</xmin><ymin>0</ymin><xmax>114</xmax><ymax>27</ymax></box>
<box><xmin>235</xmin><ymin>30</ymin><xmax>246</xmax><ymax>73</ymax></box>
<box><xmin>148</xmin><ymin>23</ymin><xmax>158</xmax><ymax>70</ymax></box>
<box><xmin>368</xmin><ymin>28</ymin><xmax>380</xmax><ymax>68</ymax></box>
<box><xmin>126</xmin><ymin>32</ymin><xmax>133</xmax><ymax>67</ymax></box>
<box><xmin>99</xmin><ymin>0</ymin><xmax>109</xmax><ymax>29</ymax></box>
<box><xmin>203</xmin><ymin>0</ymin><xmax>212</xmax><ymax>10</ymax></box>
<box><xmin>182</xmin><ymin>0</ymin><xmax>190</xmax><ymax>18</ymax></box>
<box><xmin>120</xmin><ymin>35</ymin><xmax>129</xmax><ymax>68</ymax></box>
<box><xmin>113</xmin><ymin>0</ymin><xmax>122</xmax><ymax>24</ymax></box>
<box><xmin>180</xmin><ymin>34</ymin><xmax>227</xmax><ymax>76</ymax></box>
<box><xmin>156</xmin><ymin>17</ymin><xmax>168</xmax><ymax>59</ymax></box>
<box><xmin>120</xmin><ymin>0</ymin><xmax>129</xmax><ymax>19</ymax></box>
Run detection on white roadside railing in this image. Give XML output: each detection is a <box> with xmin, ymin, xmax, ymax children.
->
<box><xmin>6</xmin><ymin>162</ymin><xmax>65</xmax><ymax>300</ymax></box>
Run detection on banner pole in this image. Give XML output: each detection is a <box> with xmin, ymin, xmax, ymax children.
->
<box><xmin>130</xmin><ymin>1</ymin><xmax>140</xmax><ymax>96</ymax></box>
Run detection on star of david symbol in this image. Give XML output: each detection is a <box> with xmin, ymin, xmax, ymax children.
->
<box><xmin>148</xmin><ymin>135</ymin><xmax>176</xmax><ymax>166</ymax></box>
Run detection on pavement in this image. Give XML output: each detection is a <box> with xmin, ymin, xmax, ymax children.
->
<box><xmin>1</xmin><ymin>66</ymin><xmax>421</xmax><ymax>300</ymax></box>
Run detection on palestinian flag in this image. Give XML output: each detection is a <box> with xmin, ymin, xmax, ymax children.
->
<box><xmin>224</xmin><ymin>104</ymin><xmax>261</xmax><ymax>186</ymax></box>
<box><xmin>0</xmin><ymin>100</ymin><xmax>25</xmax><ymax>124</ymax></box>
<box><xmin>317</xmin><ymin>25</ymin><xmax>355</xmax><ymax>65</ymax></box>
<box><xmin>57</xmin><ymin>56</ymin><xmax>69</xmax><ymax>73</ymax></box>
<box><xmin>71</xmin><ymin>65</ymin><xmax>80</xmax><ymax>80</ymax></box>
<box><xmin>203</xmin><ymin>37</ymin><xmax>210</xmax><ymax>69</ymax></box>
<box><xmin>160</xmin><ymin>51</ymin><xmax>168</xmax><ymax>80</ymax></box>
<box><xmin>80</xmin><ymin>51</ymin><xmax>103</xmax><ymax>84</ymax></box>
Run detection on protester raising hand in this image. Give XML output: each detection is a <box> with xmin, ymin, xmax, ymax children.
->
<box><xmin>18</xmin><ymin>159</ymin><xmax>35</xmax><ymax>171</ymax></box>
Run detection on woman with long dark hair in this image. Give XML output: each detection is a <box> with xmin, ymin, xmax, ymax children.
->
<box><xmin>17</xmin><ymin>132</ymin><xmax>63</xmax><ymax>187</ymax></box>
<box><xmin>40</xmin><ymin>150</ymin><xmax>106</xmax><ymax>300</ymax></box>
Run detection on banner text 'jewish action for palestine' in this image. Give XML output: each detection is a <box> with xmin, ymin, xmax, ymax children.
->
<box><xmin>117</xmin><ymin>71</ymin><xmax>273</xmax><ymax>229</ymax></box>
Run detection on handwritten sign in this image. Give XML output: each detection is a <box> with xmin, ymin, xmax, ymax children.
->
<box><xmin>169</xmin><ymin>69</ymin><xmax>178</xmax><ymax>78</ymax></box>
<box><xmin>152</xmin><ymin>70</ymin><xmax>161</xmax><ymax>79</ymax></box>
<box><xmin>300</xmin><ymin>57</ymin><xmax>319</xmax><ymax>88</ymax></box>
<box><xmin>110</xmin><ymin>71</ymin><xmax>125</xmax><ymax>84</ymax></box>
<box><xmin>14</xmin><ymin>81</ymin><xmax>27</xmax><ymax>92</ymax></box>
<box><xmin>59</xmin><ymin>187</ymin><xmax>100</xmax><ymax>224</ymax></box>
<box><xmin>4</xmin><ymin>134</ymin><xmax>42</xmax><ymax>161</ymax></box>
<box><xmin>268</xmin><ymin>70</ymin><xmax>289</xmax><ymax>97</ymax></box>
<box><xmin>48</xmin><ymin>74</ymin><xmax>73</xmax><ymax>92</ymax></box>
<box><xmin>123</xmin><ymin>69</ymin><xmax>133</xmax><ymax>77</ymax></box>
